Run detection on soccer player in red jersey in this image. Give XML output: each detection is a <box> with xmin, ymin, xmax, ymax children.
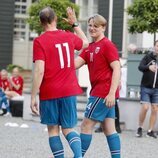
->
<box><xmin>30</xmin><ymin>7</ymin><xmax>88</xmax><ymax>158</ymax></box>
<box><xmin>75</xmin><ymin>14</ymin><xmax>121</xmax><ymax>158</ymax></box>
<box><xmin>5</xmin><ymin>67</ymin><xmax>23</xmax><ymax>98</ymax></box>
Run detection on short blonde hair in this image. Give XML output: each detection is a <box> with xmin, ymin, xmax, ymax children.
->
<box><xmin>88</xmin><ymin>14</ymin><xmax>107</xmax><ymax>27</ymax></box>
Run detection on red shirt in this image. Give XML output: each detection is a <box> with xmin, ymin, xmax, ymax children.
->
<box><xmin>33</xmin><ymin>30</ymin><xmax>83</xmax><ymax>100</ymax></box>
<box><xmin>0</xmin><ymin>73</ymin><xmax>2</xmax><ymax>88</ymax></box>
<box><xmin>80</xmin><ymin>37</ymin><xmax>119</xmax><ymax>98</ymax></box>
<box><xmin>1</xmin><ymin>79</ymin><xmax>10</xmax><ymax>91</ymax></box>
<box><xmin>11</xmin><ymin>76</ymin><xmax>23</xmax><ymax>95</ymax></box>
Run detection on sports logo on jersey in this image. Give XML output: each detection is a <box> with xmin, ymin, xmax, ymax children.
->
<box><xmin>95</xmin><ymin>47</ymin><xmax>100</xmax><ymax>54</ymax></box>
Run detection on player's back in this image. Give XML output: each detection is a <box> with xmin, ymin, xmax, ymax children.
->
<box><xmin>33</xmin><ymin>30</ymin><xmax>83</xmax><ymax>100</ymax></box>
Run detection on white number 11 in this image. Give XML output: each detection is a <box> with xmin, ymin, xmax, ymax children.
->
<box><xmin>55</xmin><ymin>43</ymin><xmax>70</xmax><ymax>69</ymax></box>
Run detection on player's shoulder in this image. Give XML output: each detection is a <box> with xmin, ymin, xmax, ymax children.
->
<box><xmin>102</xmin><ymin>37</ymin><xmax>113</xmax><ymax>45</ymax></box>
<box><xmin>102</xmin><ymin>37</ymin><xmax>117</xmax><ymax>49</ymax></box>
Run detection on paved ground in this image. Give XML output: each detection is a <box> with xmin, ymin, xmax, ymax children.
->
<box><xmin>0</xmin><ymin>116</ymin><xmax>158</xmax><ymax>158</ymax></box>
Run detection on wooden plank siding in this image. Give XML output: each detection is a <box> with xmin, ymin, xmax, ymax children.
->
<box><xmin>112</xmin><ymin>0</ymin><xmax>124</xmax><ymax>51</ymax></box>
<box><xmin>0</xmin><ymin>0</ymin><xmax>14</xmax><ymax>69</ymax></box>
<box><xmin>98</xmin><ymin>0</ymin><xmax>124</xmax><ymax>52</ymax></box>
<box><xmin>98</xmin><ymin>0</ymin><xmax>110</xmax><ymax>37</ymax></box>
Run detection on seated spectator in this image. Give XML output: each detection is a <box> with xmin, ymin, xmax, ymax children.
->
<box><xmin>0</xmin><ymin>88</ymin><xmax>10</xmax><ymax>116</ymax></box>
<box><xmin>0</xmin><ymin>69</ymin><xmax>10</xmax><ymax>116</ymax></box>
<box><xmin>1</xmin><ymin>69</ymin><xmax>10</xmax><ymax>91</ymax></box>
<box><xmin>5</xmin><ymin>67</ymin><xmax>24</xmax><ymax>98</ymax></box>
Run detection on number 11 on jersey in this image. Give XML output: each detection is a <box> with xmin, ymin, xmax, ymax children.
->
<box><xmin>55</xmin><ymin>43</ymin><xmax>70</xmax><ymax>69</ymax></box>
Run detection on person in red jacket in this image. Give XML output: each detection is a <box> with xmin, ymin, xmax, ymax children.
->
<box><xmin>0</xmin><ymin>69</ymin><xmax>10</xmax><ymax>91</ymax></box>
<box><xmin>5</xmin><ymin>67</ymin><xmax>23</xmax><ymax>98</ymax></box>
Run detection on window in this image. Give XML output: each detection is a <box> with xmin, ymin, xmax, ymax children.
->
<box><xmin>14</xmin><ymin>31</ymin><xmax>25</xmax><ymax>41</ymax></box>
<box><xmin>14</xmin><ymin>19</ymin><xmax>26</xmax><ymax>29</ymax></box>
<box><xmin>14</xmin><ymin>18</ymin><xmax>27</xmax><ymax>41</ymax></box>
<box><xmin>15</xmin><ymin>0</ymin><xmax>26</xmax><ymax>2</ymax></box>
<box><xmin>15</xmin><ymin>4</ymin><xmax>27</xmax><ymax>14</ymax></box>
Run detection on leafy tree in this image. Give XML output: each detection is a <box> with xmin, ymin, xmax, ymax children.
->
<box><xmin>126</xmin><ymin>0</ymin><xmax>158</xmax><ymax>41</ymax></box>
<box><xmin>27</xmin><ymin>0</ymin><xmax>79</xmax><ymax>34</ymax></box>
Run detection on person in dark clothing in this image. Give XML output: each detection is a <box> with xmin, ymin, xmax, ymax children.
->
<box><xmin>136</xmin><ymin>40</ymin><xmax>158</xmax><ymax>139</ymax></box>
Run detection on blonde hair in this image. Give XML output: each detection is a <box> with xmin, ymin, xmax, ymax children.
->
<box><xmin>88</xmin><ymin>14</ymin><xmax>107</xmax><ymax>27</ymax></box>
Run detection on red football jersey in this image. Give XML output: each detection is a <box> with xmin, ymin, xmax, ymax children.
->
<box><xmin>1</xmin><ymin>79</ymin><xmax>10</xmax><ymax>91</ymax></box>
<box><xmin>33</xmin><ymin>30</ymin><xmax>83</xmax><ymax>100</ymax></box>
<box><xmin>11</xmin><ymin>76</ymin><xmax>23</xmax><ymax>95</ymax></box>
<box><xmin>80</xmin><ymin>37</ymin><xmax>119</xmax><ymax>98</ymax></box>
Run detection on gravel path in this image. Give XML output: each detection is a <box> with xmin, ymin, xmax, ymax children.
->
<box><xmin>0</xmin><ymin>116</ymin><xmax>158</xmax><ymax>158</ymax></box>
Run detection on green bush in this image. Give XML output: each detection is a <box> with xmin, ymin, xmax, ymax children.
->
<box><xmin>27</xmin><ymin>0</ymin><xmax>79</xmax><ymax>35</ymax></box>
<box><xmin>6</xmin><ymin>64</ymin><xmax>24</xmax><ymax>73</ymax></box>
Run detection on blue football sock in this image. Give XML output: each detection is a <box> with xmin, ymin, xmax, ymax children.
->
<box><xmin>49</xmin><ymin>136</ymin><xmax>64</xmax><ymax>158</ymax></box>
<box><xmin>80</xmin><ymin>133</ymin><xmax>92</xmax><ymax>157</ymax></box>
<box><xmin>66</xmin><ymin>131</ymin><xmax>82</xmax><ymax>158</ymax></box>
<box><xmin>106</xmin><ymin>133</ymin><xmax>121</xmax><ymax>158</ymax></box>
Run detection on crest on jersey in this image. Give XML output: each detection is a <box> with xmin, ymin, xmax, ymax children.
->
<box><xmin>95</xmin><ymin>47</ymin><xmax>100</xmax><ymax>54</ymax></box>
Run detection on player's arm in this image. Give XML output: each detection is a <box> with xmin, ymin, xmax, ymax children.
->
<box><xmin>105</xmin><ymin>60</ymin><xmax>121</xmax><ymax>107</ymax></box>
<box><xmin>65</xmin><ymin>7</ymin><xmax>89</xmax><ymax>49</ymax></box>
<box><xmin>31</xmin><ymin>60</ymin><xmax>44</xmax><ymax>114</ymax></box>
<box><xmin>73</xmin><ymin>26</ymin><xmax>88</xmax><ymax>49</ymax></box>
<box><xmin>75</xmin><ymin>56</ymin><xmax>86</xmax><ymax>69</ymax></box>
<box><xmin>31</xmin><ymin>60</ymin><xmax>44</xmax><ymax>99</ymax></box>
<box><xmin>9</xmin><ymin>78</ymin><xmax>21</xmax><ymax>90</ymax></box>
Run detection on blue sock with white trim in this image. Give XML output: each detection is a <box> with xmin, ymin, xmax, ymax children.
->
<box><xmin>80</xmin><ymin>133</ymin><xmax>92</xmax><ymax>156</ymax></box>
<box><xmin>106</xmin><ymin>133</ymin><xmax>121</xmax><ymax>158</ymax></box>
<box><xmin>49</xmin><ymin>136</ymin><xmax>64</xmax><ymax>158</ymax></box>
<box><xmin>66</xmin><ymin>131</ymin><xmax>82</xmax><ymax>158</ymax></box>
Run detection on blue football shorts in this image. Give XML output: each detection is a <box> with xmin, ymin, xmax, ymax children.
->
<box><xmin>84</xmin><ymin>96</ymin><xmax>115</xmax><ymax>122</ymax></box>
<box><xmin>40</xmin><ymin>96</ymin><xmax>77</xmax><ymax>128</ymax></box>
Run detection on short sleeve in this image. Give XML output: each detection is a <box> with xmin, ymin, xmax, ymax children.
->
<box><xmin>69</xmin><ymin>32</ymin><xmax>83</xmax><ymax>51</ymax></box>
<box><xmin>33</xmin><ymin>38</ymin><xmax>45</xmax><ymax>62</ymax></box>
<box><xmin>104</xmin><ymin>41</ymin><xmax>119</xmax><ymax>63</ymax></box>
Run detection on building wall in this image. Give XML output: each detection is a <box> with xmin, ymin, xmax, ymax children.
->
<box><xmin>13</xmin><ymin>0</ymin><xmax>34</xmax><ymax>70</ymax></box>
<box><xmin>0</xmin><ymin>0</ymin><xmax>14</xmax><ymax>69</ymax></box>
<box><xmin>98</xmin><ymin>0</ymin><xmax>109</xmax><ymax>37</ymax></box>
<box><xmin>112</xmin><ymin>0</ymin><xmax>124</xmax><ymax>51</ymax></box>
<box><xmin>13</xmin><ymin>41</ymin><xmax>33</xmax><ymax>69</ymax></box>
<box><xmin>98</xmin><ymin>0</ymin><xmax>124</xmax><ymax>52</ymax></box>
